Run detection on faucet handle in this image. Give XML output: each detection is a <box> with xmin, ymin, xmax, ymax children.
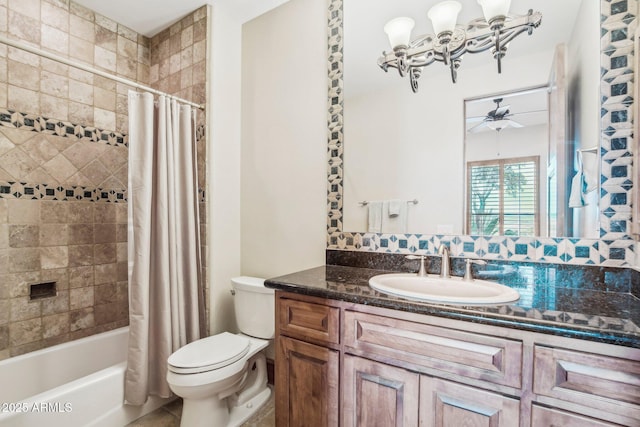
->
<box><xmin>405</xmin><ymin>255</ymin><xmax>427</xmax><ymax>276</ymax></box>
<box><xmin>464</xmin><ymin>258</ymin><xmax>487</xmax><ymax>281</ymax></box>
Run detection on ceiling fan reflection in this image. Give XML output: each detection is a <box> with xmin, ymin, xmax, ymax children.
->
<box><xmin>467</xmin><ymin>98</ymin><xmax>526</xmax><ymax>133</ymax></box>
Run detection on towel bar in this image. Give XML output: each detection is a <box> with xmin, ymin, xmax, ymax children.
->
<box><xmin>359</xmin><ymin>199</ymin><xmax>418</xmax><ymax>206</ymax></box>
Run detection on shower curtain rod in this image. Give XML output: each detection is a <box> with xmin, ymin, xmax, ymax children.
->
<box><xmin>0</xmin><ymin>35</ymin><xmax>205</xmax><ymax>110</ymax></box>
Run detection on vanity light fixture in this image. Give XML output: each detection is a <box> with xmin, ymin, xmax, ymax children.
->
<box><xmin>378</xmin><ymin>0</ymin><xmax>542</xmax><ymax>92</ymax></box>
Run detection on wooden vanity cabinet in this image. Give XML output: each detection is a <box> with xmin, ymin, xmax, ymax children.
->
<box><xmin>274</xmin><ymin>291</ymin><xmax>640</xmax><ymax>427</ymax></box>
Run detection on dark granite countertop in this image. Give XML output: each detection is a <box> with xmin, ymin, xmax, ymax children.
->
<box><xmin>265</xmin><ymin>264</ymin><xmax>640</xmax><ymax>348</ymax></box>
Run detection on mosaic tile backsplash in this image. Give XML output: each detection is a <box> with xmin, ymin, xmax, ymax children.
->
<box><xmin>326</xmin><ymin>0</ymin><xmax>639</xmax><ymax>267</ymax></box>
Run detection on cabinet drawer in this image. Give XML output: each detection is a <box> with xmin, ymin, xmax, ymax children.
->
<box><xmin>531</xmin><ymin>405</ymin><xmax>620</xmax><ymax>427</ymax></box>
<box><xmin>279</xmin><ymin>298</ymin><xmax>340</xmax><ymax>345</ymax></box>
<box><xmin>533</xmin><ymin>345</ymin><xmax>640</xmax><ymax>423</ymax></box>
<box><xmin>344</xmin><ymin>310</ymin><xmax>522</xmax><ymax>388</ymax></box>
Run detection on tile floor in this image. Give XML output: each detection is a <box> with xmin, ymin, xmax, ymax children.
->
<box><xmin>126</xmin><ymin>393</ymin><xmax>275</xmax><ymax>427</ymax></box>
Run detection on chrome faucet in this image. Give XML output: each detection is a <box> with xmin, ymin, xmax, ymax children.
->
<box><xmin>405</xmin><ymin>255</ymin><xmax>428</xmax><ymax>277</ymax></box>
<box><xmin>464</xmin><ymin>258</ymin><xmax>487</xmax><ymax>281</ymax></box>
<box><xmin>438</xmin><ymin>244</ymin><xmax>450</xmax><ymax>278</ymax></box>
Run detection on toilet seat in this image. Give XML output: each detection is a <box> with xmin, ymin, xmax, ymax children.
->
<box><xmin>167</xmin><ymin>332</ymin><xmax>250</xmax><ymax>374</ymax></box>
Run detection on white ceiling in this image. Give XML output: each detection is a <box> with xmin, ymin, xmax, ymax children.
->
<box><xmin>73</xmin><ymin>0</ymin><xmax>290</xmax><ymax>37</ymax></box>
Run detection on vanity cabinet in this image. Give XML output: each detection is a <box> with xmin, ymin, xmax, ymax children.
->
<box><xmin>274</xmin><ymin>291</ymin><xmax>640</xmax><ymax>427</ymax></box>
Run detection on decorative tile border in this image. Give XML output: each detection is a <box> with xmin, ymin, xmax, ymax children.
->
<box><xmin>0</xmin><ymin>109</ymin><xmax>207</xmax><ymax>146</ymax></box>
<box><xmin>326</xmin><ymin>0</ymin><xmax>638</xmax><ymax>267</ymax></box>
<box><xmin>0</xmin><ymin>181</ymin><xmax>207</xmax><ymax>204</ymax></box>
<box><xmin>0</xmin><ymin>181</ymin><xmax>127</xmax><ymax>203</ymax></box>
<box><xmin>0</xmin><ymin>108</ymin><xmax>128</xmax><ymax>147</ymax></box>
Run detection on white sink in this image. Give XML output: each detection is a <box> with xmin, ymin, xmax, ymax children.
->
<box><xmin>368</xmin><ymin>273</ymin><xmax>520</xmax><ymax>305</ymax></box>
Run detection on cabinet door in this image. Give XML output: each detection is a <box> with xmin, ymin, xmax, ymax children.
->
<box><xmin>343</xmin><ymin>355</ymin><xmax>420</xmax><ymax>427</ymax></box>
<box><xmin>275</xmin><ymin>336</ymin><xmax>339</xmax><ymax>427</ymax></box>
<box><xmin>420</xmin><ymin>377</ymin><xmax>520</xmax><ymax>427</ymax></box>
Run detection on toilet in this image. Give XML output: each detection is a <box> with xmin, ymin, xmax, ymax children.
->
<box><xmin>166</xmin><ymin>277</ymin><xmax>274</xmax><ymax>427</ymax></box>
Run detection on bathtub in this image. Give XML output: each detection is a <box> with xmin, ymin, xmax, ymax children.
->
<box><xmin>0</xmin><ymin>327</ymin><xmax>174</xmax><ymax>427</ymax></box>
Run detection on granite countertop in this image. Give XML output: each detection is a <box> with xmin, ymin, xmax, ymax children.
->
<box><xmin>265</xmin><ymin>264</ymin><xmax>640</xmax><ymax>348</ymax></box>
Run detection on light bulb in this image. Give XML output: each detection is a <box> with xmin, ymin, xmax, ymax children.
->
<box><xmin>477</xmin><ymin>0</ymin><xmax>511</xmax><ymax>23</ymax></box>
<box><xmin>427</xmin><ymin>1</ymin><xmax>462</xmax><ymax>36</ymax></box>
<box><xmin>383</xmin><ymin>17</ymin><xmax>415</xmax><ymax>49</ymax></box>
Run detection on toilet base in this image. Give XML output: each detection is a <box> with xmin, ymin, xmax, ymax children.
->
<box><xmin>228</xmin><ymin>386</ymin><xmax>272</xmax><ymax>427</ymax></box>
<box><xmin>180</xmin><ymin>394</ymin><xmax>230</xmax><ymax>427</ymax></box>
<box><xmin>178</xmin><ymin>385</ymin><xmax>271</xmax><ymax>427</ymax></box>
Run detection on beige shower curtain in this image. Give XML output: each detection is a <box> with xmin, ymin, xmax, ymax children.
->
<box><xmin>124</xmin><ymin>91</ymin><xmax>205</xmax><ymax>405</ymax></box>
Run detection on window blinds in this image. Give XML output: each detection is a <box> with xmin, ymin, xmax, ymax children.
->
<box><xmin>467</xmin><ymin>156</ymin><xmax>539</xmax><ymax>236</ymax></box>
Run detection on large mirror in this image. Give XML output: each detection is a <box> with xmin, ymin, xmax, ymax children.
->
<box><xmin>342</xmin><ymin>0</ymin><xmax>600</xmax><ymax>238</ymax></box>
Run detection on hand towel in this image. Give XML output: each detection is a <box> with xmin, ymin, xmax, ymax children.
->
<box><xmin>388</xmin><ymin>199</ymin><xmax>402</xmax><ymax>217</ymax></box>
<box><xmin>367</xmin><ymin>201</ymin><xmax>383</xmax><ymax>233</ymax></box>
<box><xmin>382</xmin><ymin>200</ymin><xmax>407</xmax><ymax>233</ymax></box>
<box><xmin>568</xmin><ymin>170</ymin><xmax>586</xmax><ymax>208</ymax></box>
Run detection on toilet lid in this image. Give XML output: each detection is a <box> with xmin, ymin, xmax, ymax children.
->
<box><xmin>168</xmin><ymin>332</ymin><xmax>250</xmax><ymax>374</ymax></box>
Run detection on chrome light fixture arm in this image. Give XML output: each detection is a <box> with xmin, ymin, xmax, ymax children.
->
<box><xmin>465</xmin><ymin>10</ymin><xmax>542</xmax><ymax>73</ymax></box>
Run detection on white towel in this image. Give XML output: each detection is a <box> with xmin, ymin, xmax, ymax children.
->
<box><xmin>367</xmin><ymin>201</ymin><xmax>383</xmax><ymax>233</ymax></box>
<box><xmin>581</xmin><ymin>151</ymin><xmax>598</xmax><ymax>193</ymax></box>
<box><xmin>569</xmin><ymin>170</ymin><xmax>586</xmax><ymax>208</ymax></box>
<box><xmin>382</xmin><ymin>200</ymin><xmax>407</xmax><ymax>233</ymax></box>
<box><xmin>388</xmin><ymin>199</ymin><xmax>402</xmax><ymax>217</ymax></box>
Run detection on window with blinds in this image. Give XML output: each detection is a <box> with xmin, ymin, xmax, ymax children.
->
<box><xmin>467</xmin><ymin>156</ymin><xmax>539</xmax><ymax>236</ymax></box>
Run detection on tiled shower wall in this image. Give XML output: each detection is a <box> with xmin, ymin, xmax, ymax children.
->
<box><xmin>0</xmin><ymin>125</ymin><xmax>128</xmax><ymax>359</ymax></box>
<box><xmin>0</xmin><ymin>0</ymin><xmax>209</xmax><ymax>359</ymax></box>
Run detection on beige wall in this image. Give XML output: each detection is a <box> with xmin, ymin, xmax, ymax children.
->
<box><xmin>240</xmin><ymin>0</ymin><xmax>326</xmax><ymax>279</ymax></box>
<box><xmin>207</xmin><ymin>2</ymin><xmax>243</xmax><ymax>335</ymax></box>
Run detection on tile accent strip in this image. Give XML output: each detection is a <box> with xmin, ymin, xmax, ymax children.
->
<box><xmin>0</xmin><ymin>108</ymin><xmax>128</xmax><ymax>147</ymax></box>
<box><xmin>0</xmin><ymin>181</ymin><xmax>206</xmax><ymax>204</ymax></box>
<box><xmin>0</xmin><ymin>108</ymin><xmax>207</xmax><ymax>146</ymax></box>
<box><xmin>326</xmin><ymin>0</ymin><xmax>638</xmax><ymax>267</ymax></box>
<box><xmin>0</xmin><ymin>181</ymin><xmax>126</xmax><ymax>202</ymax></box>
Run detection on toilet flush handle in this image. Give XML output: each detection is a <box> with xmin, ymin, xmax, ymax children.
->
<box><xmin>230</xmin><ymin>289</ymin><xmax>236</xmax><ymax>296</ymax></box>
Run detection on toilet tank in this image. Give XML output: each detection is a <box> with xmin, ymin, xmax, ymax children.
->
<box><xmin>232</xmin><ymin>276</ymin><xmax>275</xmax><ymax>339</ymax></box>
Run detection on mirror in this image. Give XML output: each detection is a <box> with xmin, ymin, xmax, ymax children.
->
<box><xmin>342</xmin><ymin>0</ymin><xmax>600</xmax><ymax>238</ymax></box>
<box><xmin>464</xmin><ymin>87</ymin><xmax>549</xmax><ymax>237</ymax></box>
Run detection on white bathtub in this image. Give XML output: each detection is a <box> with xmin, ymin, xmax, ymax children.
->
<box><xmin>0</xmin><ymin>327</ymin><xmax>174</xmax><ymax>427</ymax></box>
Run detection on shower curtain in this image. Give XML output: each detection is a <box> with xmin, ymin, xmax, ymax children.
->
<box><xmin>124</xmin><ymin>91</ymin><xmax>205</xmax><ymax>405</ymax></box>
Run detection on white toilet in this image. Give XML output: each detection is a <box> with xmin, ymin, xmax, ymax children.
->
<box><xmin>166</xmin><ymin>277</ymin><xmax>275</xmax><ymax>427</ymax></box>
